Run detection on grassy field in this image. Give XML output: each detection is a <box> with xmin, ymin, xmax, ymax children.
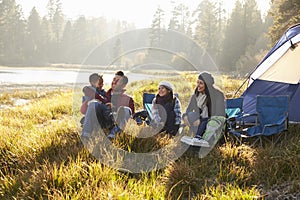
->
<box><xmin>0</xmin><ymin>73</ymin><xmax>300</xmax><ymax>199</ymax></box>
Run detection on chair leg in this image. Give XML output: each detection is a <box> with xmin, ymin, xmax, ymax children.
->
<box><xmin>274</xmin><ymin>131</ymin><xmax>287</xmax><ymax>146</ymax></box>
<box><xmin>233</xmin><ymin>135</ymin><xmax>242</xmax><ymax>145</ymax></box>
<box><xmin>249</xmin><ymin>136</ymin><xmax>262</xmax><ymax>148</ymax></box>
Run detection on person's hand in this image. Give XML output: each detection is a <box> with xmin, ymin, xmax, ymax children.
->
<box><xmin>183</xmin><ymin>116</ymin><xmax>190</xmax><ymax>126</ymax></box>
<box><xmin>193</xmin><ymin>119</ymin><xmax>200</xmax><ymax>127</ymax></box>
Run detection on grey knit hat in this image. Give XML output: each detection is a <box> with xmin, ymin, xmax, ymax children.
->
<box><xmin>159</xmin><ymin>81</ymin><xmax>174</xmax><ymax>92</ymax></box>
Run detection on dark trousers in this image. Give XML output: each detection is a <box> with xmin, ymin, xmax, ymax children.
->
<box><xmin>187</xmin><ymin>112</ymin><xmax>209</xmax><ymax>138</ymax></box>
<box><xmin>161</xmin><ymin>102</ymin><xmax>179</xmax><ymax>135</ymax></box>
<box><xmin>95</xmin><ymin>103</ymin><xmax>114</xmax><ymax>129</ymax></box>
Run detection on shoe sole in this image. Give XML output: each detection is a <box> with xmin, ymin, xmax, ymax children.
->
<box><xmin>180</xmin><ymin>136</ymin><xmax>210</xmax><ymax>147</ymax></box>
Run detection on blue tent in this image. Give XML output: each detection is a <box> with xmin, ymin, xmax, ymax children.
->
<box><xmin>242</xmin><ymin>24</ymin><xmax>300</xmax><ymax>123</ymax></box>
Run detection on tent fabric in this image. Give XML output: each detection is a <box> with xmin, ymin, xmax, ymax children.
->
<box><xmin>242</xmin><ymin>24</ymin><xmax>300</xmax><ymax>123</ymax></box>
<box><xmin>249</xmin><ymin>25</ymin><xmax>300</xmax><ymax>85</ymax></box>
<box><xmin>259</xmin><ymin>44</ymin><xmax>300</xmax><ymax>84</ymax></box>
<box><xmin>253</xmin><ymin>24</ymin><xmax>300</xmax><ymax>72</ymax></box>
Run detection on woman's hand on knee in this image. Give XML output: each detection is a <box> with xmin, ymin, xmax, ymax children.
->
<box><xmin>183</xmin><ymin>116</ymin><xmax>190</xmax><ymax>126</ymax></box>
<box><xmin>193</xmin><ymin>119</ymin><xmax>200</xmax><ymax>127</ymax></box>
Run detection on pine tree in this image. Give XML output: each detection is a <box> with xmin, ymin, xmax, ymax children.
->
<box><xmin>269</xmin><ymin>0</ymin><xmax>300</xmax><ymax>44</ymax></box>
<box><xmin>219</xmin><ymin>0</ymin><xmax>263</xmax><ymax>73</ymax></box>
<box><xmin>47</xmin><ymin>0</ymin><xmax>65</xmax><ymax>62</ymax></box>
<box><xmin>149</xmin><ymin>6</ymin><xmax>165</xmax><ymax>47</ymax></box>
<box><xmin>0</xmin><ymin>0</ymin><xmax>25</xmax><ymax>64</ymax></box>
<box><xmin>193</xmin><ymin>0</ymin><xmax>220</xmax><ymax>67</ymax></box>
<box><xmin>219</xmin><ymin>0</ymin><xmax>244</xmax><ymax>72</ymax></box>
<box><xmin>70</xmin><ymin>16</ymin><xmax>88</xmax><ymax>63</ymax></box>
<box><xmin>60</xmin><ymin>20</ymin><xmax>72</xmax><ymax>62</ymax></box>
<box><xmin>168</xmin><ymin>2</ymin><xmax>191</xmax><ymax>34</ymax></box>
<box><xmin>26</xmin><ymin>7</ymin><xmax>43</xmax><ymax>64</ymax></box>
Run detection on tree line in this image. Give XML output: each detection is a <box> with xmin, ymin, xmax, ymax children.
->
<box><xmin>0</xmin><ymin>0</ymin><xmax>299</xmax><ymax>75</ymax></box>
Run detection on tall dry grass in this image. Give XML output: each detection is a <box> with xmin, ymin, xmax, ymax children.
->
<box><xmin>0</xmin><ymin>74</ymin><xmax>299</xmax><ymax>199</ymax></box>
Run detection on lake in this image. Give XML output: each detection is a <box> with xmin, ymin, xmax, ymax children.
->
<box><xmin>0</xmin><ymin>67</ymin><xmax>165</xmax><ymax>91</ymax></box>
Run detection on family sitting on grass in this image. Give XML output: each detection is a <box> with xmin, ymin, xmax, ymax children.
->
<box><xmin>80</xmin><ymin>70</ymin><xmax>225</xmax><ymax>146</ymax></box>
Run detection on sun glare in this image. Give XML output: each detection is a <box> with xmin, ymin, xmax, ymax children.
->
<box><xmin>16</xmin><ymin>0</ymin><xmax>270</xmax><ymax>28</ymax></box>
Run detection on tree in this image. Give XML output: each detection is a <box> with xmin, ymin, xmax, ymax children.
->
<box><xmin>234</xmin><ymin>0</ymin><xmax>263</xmax><ymax>73</ymax></box>
<box><xmin>0</xmin><ymin>0</ymin><xmax>25</xmax><ymax>64</ymax></box>
<box><xmin>220</xmin><ymin>0</ymin><xmax>263</xmax><ymax>73</ymax></box>
<box><xmin>70</xmin><ymin>16</ymin><xmax>88</xmax><ymax>63</ymax></box>
<box><xmin>219</xmin><ymin>0</ymin><xmax>244</xmax><ymax>72</ymax></box>
<box><xmin>193</xmin><ymin>0</ymin><xmax>220</xmax><ymax>66</ymax></box>
<box><xmin>149</xmin><ymin>6</ymin><xmax>165</xmax><ymax>47</ymax></box>
<box><xmin>47</xmin><ymin>0</ymin><xmax>65</xmax><ymax>62</ymax></box>
<box><xmin>242</xmin><ymin>0</ymin><xmax>263</xmax><ymax>49</ymax></box>
<box><xmin>25</xmin><ymin>7</ymin><xmax>43</xmax><ymax>64</ymax></box>
<box><xmin>112</xmin><ymin>38</ymin><xmax>126</xmax><ymax>68</ymax></box>
<box><xmin>40</xmin><ymin>16</ymin><xmax>52</xmax><ymax>63</ymax></box>
<box><xmin>269</xmin><ymin>0</ymin><xmax>300</xmax><ymax>44</ymax></box>
<box><xmin>168</xmin><ymin>2</ymin><xmax>191</xmax><ymax>34</ymax></box>
<box><xmin>60</xmin><ymin>20</ymin><xmax>72</xmax><ymax>62</ymax></box>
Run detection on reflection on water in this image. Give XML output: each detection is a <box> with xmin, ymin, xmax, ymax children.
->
<box><xmin>0</xmin><ymin>69</ymin><xmax>109</xmax><ymax>85</ymax></box>
<box><xmin>0</xmin><ymin>68</ymin><xmax>164</xmax><ymax>91</ymax></box>
<box><xmin>0</xmin><ymin>69</ymin><xmax>159</xmax><ymax>84</ymax></box>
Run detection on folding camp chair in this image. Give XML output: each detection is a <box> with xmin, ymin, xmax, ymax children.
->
<box><xmin>133</xmin><ymin>92</ymin><xmax>181</xmax><ymax>126</ymax></box>
<box><xmin>231</xmin><ymin>95</ymin><xmax>289</xmax><ymax>146</ymax></box>
<box><xmin>143</xmin><ymin>93</ymin><xmax>156</xmax><ymax>122</ymax></box>
<box><xmin>225</xmin><ymin>97</ymin><xmax>244</xmax><ymax>132</ymax></box>
<box><xmin>132</xmin><ymin>93</ymin><xmax>155</xmax><ymax>125</ymax></box>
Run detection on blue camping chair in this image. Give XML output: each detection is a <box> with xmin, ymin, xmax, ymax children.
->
<box><xmin>133</xmin><ymin>92</ymin><xmax>179</xmax><ymax>126</ymax></box>
<box><xmin>225</xmin><ymin>97</ymin><xmax>244</xmax><ymax>132</ymax></box>
<box><xmin>143</xmin><ymin>93</ymin><xmax>156</xmax><ymax>122</ymax></box>
<box><xmin>231</xmin><ymin>95</ymin><xmax>289</xmax><ymax>146</ymax></box>
<box><xmin>133</xmin><ymin>93</ymin><xmax>155</xmax><ymax>125</ymax></box>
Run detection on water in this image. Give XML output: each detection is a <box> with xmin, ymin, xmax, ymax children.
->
<box><xmin>0</xmin><ymin>68</ymin><xmax>160</xmax><ymax>90</ymax></box>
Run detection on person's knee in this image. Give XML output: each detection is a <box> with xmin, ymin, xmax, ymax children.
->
<box><xmin>117</xmin><ymin>106</ymin><xmax>132</xmax><ymax>119</ymax></box>
<box><xmin>187</xmin><ymin>112</ymin><xmax>199</xmax><ymax>124</ymax></box>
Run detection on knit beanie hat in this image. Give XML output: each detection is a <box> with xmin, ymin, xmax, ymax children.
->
<box><xmin>159</xmin><ymin>81</ymin><xmax>174</xmax><ymax>92</ymax></box>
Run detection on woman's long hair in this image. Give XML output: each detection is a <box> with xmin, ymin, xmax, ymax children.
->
<box><xmin>194</xmin><ymin>78</ymin><xmax>211</xmax><ymax>117</ymax></box>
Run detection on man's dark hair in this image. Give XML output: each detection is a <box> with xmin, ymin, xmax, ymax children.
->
<box><xmin>119</xmin><ymin>75</ymin><xmax>128</xmax><ymax>85</ymax></box>
<box><xmin>115</xmin><ymin>71</ymin><xmax>124</xmax><ymax>76</ymax></box>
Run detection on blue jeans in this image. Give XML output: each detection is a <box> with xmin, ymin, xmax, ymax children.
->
<box><xmin>186</xmin><ymin>112</ymin><xmax>209</xmax><ymax>138</ymax></box>
<box><xmin>82</xmin><ymin>102</ymin><xmax>113</xmax><ymax>137</ymax></box>
<box><xmin>114</xmin><ymin>106</ymin><xmax>132</xmax><ymax>130</ymax></box>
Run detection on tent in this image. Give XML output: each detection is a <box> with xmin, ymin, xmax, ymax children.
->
<box><xmin>241</xmin><ymin>24</ymin><xmax>300</xmax><ymax>123</ymax></box>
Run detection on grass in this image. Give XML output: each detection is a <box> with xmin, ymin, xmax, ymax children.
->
<box><xmin>0</xmin><ymin>75</ymin><xmax>300</xmax><ymax>199</ymax></box>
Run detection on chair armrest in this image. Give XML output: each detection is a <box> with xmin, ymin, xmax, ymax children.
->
<box><xmin>242</xmin><ymin>113</ymin><xmax>257</xmax><ymax>118</ymax></box>
<box><xmin>262</xmin><ymin>116</ymin><xmax>288</xmax><ymax>133</ymax></box>
<box><xmin>242</xmin><ymin>113</ymin><xmax>259</xmax><ymax>126</ymax></box>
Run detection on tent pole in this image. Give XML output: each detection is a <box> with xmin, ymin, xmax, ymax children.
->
<box><xmin>233</xmin><ymin>61</ymin><xmax>262</xmax><ymax>97</ymax></box>
<box><xmin>234</xmin><ymin>76</ymin><xmax>249</xmax><ymax>97</ymax></box>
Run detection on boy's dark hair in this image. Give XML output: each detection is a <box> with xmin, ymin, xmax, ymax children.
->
<box><xmin>89</xmin><ymin>73</ymin><xmax>100</xmax><ymax>84</ymax></box>
<box><xmin>119</xmin><ymin>75</ymin><xmax>128</xmax><ymax>85</ymax></box>
<box><xmin>115</xmin><ymin>71</ymin><xmax>124</xmax><ymax>76</ymax></box>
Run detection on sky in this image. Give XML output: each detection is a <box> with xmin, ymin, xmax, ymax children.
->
<box><xmin>16</xmin><ymin>0</ymin><xmax>271</xmax><ymax>28</ymax></box>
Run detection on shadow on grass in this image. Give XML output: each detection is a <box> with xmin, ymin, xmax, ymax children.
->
<box><xmin>163</xmin><ymin>124</ymin><xmax>300</xmax><ymax>199</ymax></box>
<box><xmin>0</xmin><ymin>130</ymin><xmax>90</xmax><ymax>198</ymax></box>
